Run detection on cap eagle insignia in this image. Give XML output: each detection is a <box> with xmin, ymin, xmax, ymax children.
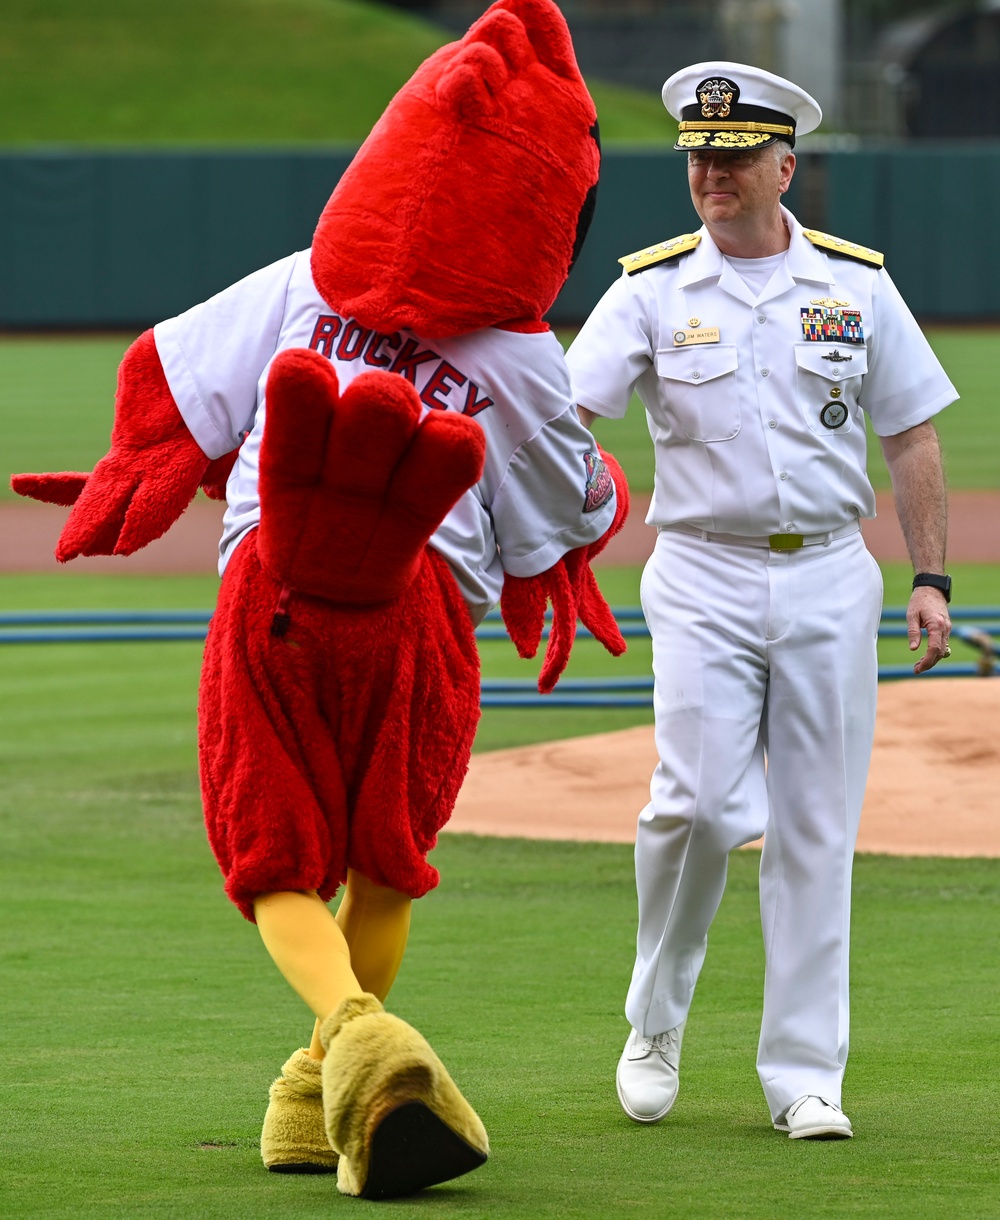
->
<box><xmin>699</xmin><ymin>79</ymin><xmax>735</xmax><ymax>119</ymax></box>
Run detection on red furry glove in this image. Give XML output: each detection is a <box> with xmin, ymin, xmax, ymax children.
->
<box><xmin>10</xmin><ymin>330</ymin><xmax>237</xmax><ymax>560</ymax></box>
<box><xmin>501</xmin><ymin>446</ymin><xmax>630</xmax><ymax>693</ymax></box>
<box><xmin>257</xmin><ymin>347</ymin><xmax>486</xmax><ymax>604</ymax></box>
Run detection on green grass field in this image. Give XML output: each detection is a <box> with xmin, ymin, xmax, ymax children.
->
<box><xmin>1</xmin><ymin>569</ymin><xmax>998</xmax><ymax>1217</ymax></box>
<box><xmin>1</xmin><ymin>650</ymin><xmax>997</xmax><ymax>1216</ymax></box>
<box><xmin>0</xmin><ymin>0</ymin><xmax>671</xmax><ymax>147</ymax></box>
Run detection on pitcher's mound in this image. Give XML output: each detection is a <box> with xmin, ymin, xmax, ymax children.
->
<box><xmin>450</xmin><ymin>679</ymin><xmax>1000</xmax><ymax>856</ymax></box>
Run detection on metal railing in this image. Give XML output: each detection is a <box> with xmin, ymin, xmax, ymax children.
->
<box><xmin>2</xmin><ymin>607</ymin><xmax>996</xmax><ymax>708</ymax></box>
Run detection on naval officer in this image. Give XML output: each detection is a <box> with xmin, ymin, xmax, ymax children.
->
<box><xmin>566</xmin><ymin>61</ymin><xmax>955</xmax><ymax>1139</ymax></box>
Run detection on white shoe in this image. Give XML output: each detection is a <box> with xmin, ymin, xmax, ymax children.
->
<box><xmin>774</xmin><ymin>1095</ymin><xmax>853</xmax><ymax>1139</ymax></box>
<box><xmin>615</xmin><ymin>1022</ymin><xmax>685</xmax><ymax>1124</ymax></box>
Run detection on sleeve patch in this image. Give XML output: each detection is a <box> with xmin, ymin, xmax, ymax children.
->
<box><xmin>583</xmin><ymin>450</ymin><xmax>614</xmax><ymax>512</ymax></box>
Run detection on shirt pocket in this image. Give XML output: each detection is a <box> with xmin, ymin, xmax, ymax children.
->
<box><xmin>654</xmin><ymin>345</ymin><xmax>740</xmax><ymax>442</ymax></box>
<box><xmin>793</xmin><ymin>344</ymin><xmax>868</xmax><ymax>435</ymax></box>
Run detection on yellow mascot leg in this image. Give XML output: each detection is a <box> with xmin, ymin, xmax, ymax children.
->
<box><xmin>254</xmin><ymin>889</ymin><xmax>364</xmax><ymax>1020</ymax></box>
<box><xmin>305</xmin><ymin>870</ymin><xmax>413</xmax><ymax>1058</ymax></box>
<box><xmin>255</xmin><ymin>888</ymin><xmax>362</xmax><ymax>1174</ymax></box>
<box><xmin>337</xmin><ymin>869</ymin><xmax>412</xmax><ymax>1000</ymax></box>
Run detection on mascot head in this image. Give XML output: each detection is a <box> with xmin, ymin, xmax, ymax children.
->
<box><xmin>311</xmin><ymin>0</ymin><xmax>600</xmax><ymax>339</ymax></box>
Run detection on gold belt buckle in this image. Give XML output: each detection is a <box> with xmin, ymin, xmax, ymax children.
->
<box><xmin>769</xmin><ymin>533</ymin><xmax>804</xmax><ymax>550</ymax></box>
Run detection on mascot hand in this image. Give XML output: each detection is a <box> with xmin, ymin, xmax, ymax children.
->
<box><xmin>10</xmin><ymin>330</ymin><xmax>235</xmax><ymax>559</ymax></box>
<box><xmin>500</xmin><ymin>445</ymin><xmax>629</xmax><ymax>693</ymax></box>
<box><xmin>258</xmin><ymin>347</ymin><xmax>486</xmax><ymax>604</ymax></box>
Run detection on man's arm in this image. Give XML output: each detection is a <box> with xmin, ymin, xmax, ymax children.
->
<box><xmin>879</xmin><ymin>419</ymin><xmax>951</xmax><ymax>674</ymax></box>
<box><xmin>578</xmin><ymin>405</ymin><xmax>599</xmax><ymax>430</ymax></box>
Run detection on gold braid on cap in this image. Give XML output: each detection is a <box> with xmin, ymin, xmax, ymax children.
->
<box><xmin>678</xmin><ymin>120</ymin><xmax>795</xmax><ymax>136</ymax></box>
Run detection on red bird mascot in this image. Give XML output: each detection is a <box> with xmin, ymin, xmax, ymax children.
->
<box><xmin>13</xmin><ymin>0</ymin><xmax>628</xmax><ymax>1199</ymax></box>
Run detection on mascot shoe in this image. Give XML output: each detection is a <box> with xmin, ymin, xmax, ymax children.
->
<box><xmin>261</xmin><ymin>1048</ymin><xmax>339</xmax><ymax>1173</ymax></box>
<box><xmin>320</xmin><ymin>994</ymin><xmax>489</xmax><ymax>1198</ymax></box>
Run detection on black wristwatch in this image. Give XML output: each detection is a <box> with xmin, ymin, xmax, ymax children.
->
<box><xmin>912</xmin><ymin>572</ymin><xmax>952</xmax><ymax>603</ymax></box>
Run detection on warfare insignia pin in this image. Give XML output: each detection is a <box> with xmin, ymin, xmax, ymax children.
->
<box><xmin>582</xmin><ymin>451</ymin><xmax>614</xmax><ymax>513</ymax></box>
<box><xmin>820</xmin><ymin>402</ymin><xmax>849</xmax><ymax>429</ymax></box>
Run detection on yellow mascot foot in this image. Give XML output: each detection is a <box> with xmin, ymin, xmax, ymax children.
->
<box><xmin>320</xmin><ymin>994</ymin><xmax>489</xmax><ymax>1199</ymax></box>
<box><xmin>261</xmin><ymin>1048</ymin><xmax>339</xmax><ymax>1173</ymax></box>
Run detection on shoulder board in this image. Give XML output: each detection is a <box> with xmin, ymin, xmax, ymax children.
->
<box><xmin>802</xmin><ymin>229</ymin><xmax>884</xmax><ymax>269</ymax></box>
<box><xmin>619</xmin><ymin>233</ymin><xmax>701</xmax><ymax>275</ymax></box>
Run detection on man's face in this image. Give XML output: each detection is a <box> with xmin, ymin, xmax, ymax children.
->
<box><xmin>687</xmin><ymin>145</ymin><xmax>795</xmax><ymax>230</ymax></box>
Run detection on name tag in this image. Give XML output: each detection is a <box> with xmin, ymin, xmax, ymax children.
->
<box><xmin>673</xmin><ymin>327</ymin><xmax>720</xmax><ymax>346</ymax></box>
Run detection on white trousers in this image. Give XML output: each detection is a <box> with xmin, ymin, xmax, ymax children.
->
<box><xmin>626</xmin><ymin>528</ymin><xmax>883</xmax><ymax>1120</ymax></box>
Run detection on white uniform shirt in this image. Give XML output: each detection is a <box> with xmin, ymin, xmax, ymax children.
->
<box><xmin>566</xmin><ymin>206</ymin><xmax>957</xmax><ymax>538</ymax></box>
<box><xmin>154</xmin><ymin>250</ymin><xmax>615</xmax><ymax>623</ymax></box>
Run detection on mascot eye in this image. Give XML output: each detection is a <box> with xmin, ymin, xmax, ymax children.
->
<box><xmin>570</xmin><ymin>182</ymin><xmax>599</xmax><ymax>271</ymax></box>
<box><xmin>569</xmin><ymin>123</ymin><xmax>601</xmax><ymax>272</ymax></box>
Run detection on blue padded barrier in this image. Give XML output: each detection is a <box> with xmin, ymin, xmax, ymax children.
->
<box><xmin>1</xmin><ymin>608</ymin><xmax>996</xmax><ymax>704</ymax></box>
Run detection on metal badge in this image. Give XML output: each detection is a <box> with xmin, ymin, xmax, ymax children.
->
<box><xmin>697</xmin><ymin>78</ymin><xmax>736</xmax><ymax>118</ymax></box>
<box><xmin>821</xmin><ymin>349</ymin><xmax>853</xmax><ymax>362</ymax></box>
<box><xmin>820</xmin><ymin>402</ymin><xmax>849</xmax><ymax>429</ymax></box>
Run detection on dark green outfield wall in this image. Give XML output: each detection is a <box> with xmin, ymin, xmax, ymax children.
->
<box><xmin>0</xmin><ymin>145</ymin><xmax>993</xmax><ymax>328</ymax></box>
<box><xmin>822</xmin><ymin>147</ymin><xmax>999</xmax><ymax>318</ymax></box>
<box><xmin>0</xmin><ymin>151</ymin><xmax>355</xmax><ymax>329</ymax></box>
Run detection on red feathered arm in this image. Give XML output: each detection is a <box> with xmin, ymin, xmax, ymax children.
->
<box><xmin>501</xmin><ymin>447</ymin><xmax>630</xmax><ymax>693</ymax></box>
<box><xmin>10</xmin><ymin>329</ymin><xmax>239</xmax><ymax>561</ymax></box>
<box><xmin>258</xmin><ymin>347</ymin><xmax>486</xmax><ymax>604</ymax></box>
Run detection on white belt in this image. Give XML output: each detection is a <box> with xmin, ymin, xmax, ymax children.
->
<box><xmin>658</xmin><ymin>520</ymin><xmax>861</xmax><ymax>551</ymax></box>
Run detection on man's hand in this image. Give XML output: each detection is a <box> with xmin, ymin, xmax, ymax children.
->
<box><xmin>907</xmin><ymin>585</ymin><xmax>952</xmax><ymax>674</ymax></box>
<box><xmin>879</xmin><ymin>421</ymin><xmax>951</xmax><ymax>675</ymax></box>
